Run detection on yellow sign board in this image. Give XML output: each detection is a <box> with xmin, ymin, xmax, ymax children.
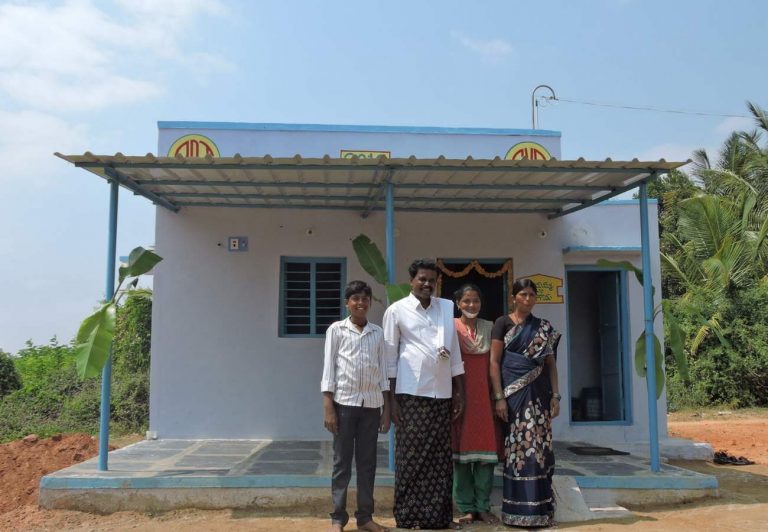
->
<box><xmin>525</xmin><ymin>274</ymin><xmax>563</xmax><ymax>304</ymax></box>
<box><xmin>505</xmin><ymin>142</ymin><xmax>552</xmax><ymax>161</ymax></box>
<box><xmin>340</xmin><ymin>150</ymin><xmax>390</xmax><ymax>159</ymax></box>
<box><xmin>168</xmin><ymin>134</ymin><xmax>220</xmax><ymax>158</ymax></box>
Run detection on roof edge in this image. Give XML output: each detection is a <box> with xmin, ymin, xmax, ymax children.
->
<box><xmin>156</xmin><ymin>121</ymin><xmax>562</xmax><ymax>137</ymax></box>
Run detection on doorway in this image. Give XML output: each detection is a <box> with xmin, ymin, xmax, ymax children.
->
<box><xmin>566</xmin><ymin>268</ymin><xmax>631</xmax><ymax>424</ymax></box>
<box><xmin>437</xmin><ymin>259</ymin><xmax>511</xmax><ymax>322</ymax></box>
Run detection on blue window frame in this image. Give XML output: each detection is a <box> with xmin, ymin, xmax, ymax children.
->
<box><xmin>279</xmin><ymin>257</ymin><xmax>346</xmax><ymax>337</ymax></box>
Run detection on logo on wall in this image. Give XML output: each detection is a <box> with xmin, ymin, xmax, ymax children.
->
<box><xmin>525</xmin><ymin>274</ymin><xmax>563</xmax><ymax>304</ymax></box>
<box><xmin>505</xmin><ymin>142</ymin><xmax>552</xmax><ymax>161</ymax></box>
<box><xmin>168</xmin><ymin>134</ymin><xmax>220</xmax><ymax>158</ymax></box>
<box><xmin>340</xmin><ymin>150</ymin><xmax>390</xmax><ymax>159</ymax></box>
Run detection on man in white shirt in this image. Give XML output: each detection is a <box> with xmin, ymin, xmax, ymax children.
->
<box><xmin>383</xmin><ymin>259</ymin><xmax>465</xmax><ymax>530</ymax></box>
<box><xmin>321</xmin><ymin>280</ymin><xmax>391</xmax><ymax>532</ymax></box>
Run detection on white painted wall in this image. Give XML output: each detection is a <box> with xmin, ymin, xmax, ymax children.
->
<box><xmin>149</xmin><ymin>201</ymin><xmax>665</xmax><ymax>443</ymax></box>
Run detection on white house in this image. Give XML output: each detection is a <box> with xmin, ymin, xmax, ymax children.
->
<box><xmin>58</xmin><ymin>121</ymin><xmax>691</xmax><ymax>471</ymax></box>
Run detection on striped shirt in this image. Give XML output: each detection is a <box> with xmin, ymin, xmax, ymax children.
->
<box><xmin>321</xmin><ymin>317</ymin><xmax>389</xmax><ymax>407</ymax></box>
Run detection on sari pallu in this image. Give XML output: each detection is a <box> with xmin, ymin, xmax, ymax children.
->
<box><xmin>501</xmin><ymin>316</ymin><xmax>560</xmax><ymax>528</ymax></box>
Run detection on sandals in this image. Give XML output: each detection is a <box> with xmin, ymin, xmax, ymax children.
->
<box><xmin>713</xmin><ymin>450</ymin><xmax>755</xmax><ymax>465</ymax></box>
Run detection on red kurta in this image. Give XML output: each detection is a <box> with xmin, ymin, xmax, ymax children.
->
<box><xmin>452</xmin><ymin>318</ymin><xmax>503</xmax><ymax>463</ymax></box>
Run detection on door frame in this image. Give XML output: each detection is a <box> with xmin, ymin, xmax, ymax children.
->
<box><xmin>564</xmin><ymin>264</ymin><xmax>633</xmax><ymax>426</ymax></box>
<box><xmin>436</xmin><ymin>257</ymin><xmax>511</xmax><ymax>317</ymax></box>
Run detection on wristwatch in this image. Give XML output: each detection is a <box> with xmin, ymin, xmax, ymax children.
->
<box><xmin>552</xmin><ymin>393</ymin><xmax>562</xmax><ymax>401</ymax></box>
<box><xmin>493</xmin><ymin>392</ymin><xmax>504</xmax><ymax>401</ymax></box>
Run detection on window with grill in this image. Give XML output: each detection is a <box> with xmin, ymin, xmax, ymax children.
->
<box><xmin>279</xmin><ymin>257</ymin><xmax>346</xmax><ymax>337</ymax></box>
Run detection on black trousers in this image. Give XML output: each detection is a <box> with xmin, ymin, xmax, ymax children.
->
<box><xmin>331</xmin><ymin>403</ymin><xmax>381</xmax><ymax>527</ymax></box>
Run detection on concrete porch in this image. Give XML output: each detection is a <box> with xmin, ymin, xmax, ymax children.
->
<box><xmin>40</xmin><ymin>439</ymin><xmax>718</xmax><ymax>522</ymax></box>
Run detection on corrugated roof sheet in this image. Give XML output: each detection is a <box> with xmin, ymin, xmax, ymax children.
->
<box><xmin>55</xmin><ymin>153</ymin><xmax>688</xmax><ymax>218</ymax></box>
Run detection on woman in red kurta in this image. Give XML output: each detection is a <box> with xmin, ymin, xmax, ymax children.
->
<box><xmin>451</xmin><ymin>284</ymin><xmax>501</xmax><ymax>525</ymax></box>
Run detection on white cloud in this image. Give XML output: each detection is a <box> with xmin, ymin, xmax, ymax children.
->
<box><xmin>715</xmin><ymin>116</ymin><xmax>755</xmax><ymax>135</ymax></box>
<box><xmin>450</xmin><ymin>31</ymin><xmax>513</xmax><ymax>62</ymax></box>
<box><xmin>0</xmin><ymin>0</ymin><xmax>230</xmax><ymax>112</ymax></box>
<box><xmin>0</xmin><ymin>109</ymin><xmax>88</xmax><ymax>184</ymax></box>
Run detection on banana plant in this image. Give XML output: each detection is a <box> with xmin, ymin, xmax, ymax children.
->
<box><xmin>74</xmin><ymin>246</ymin><xmax>162</xmax><ymax>378</ymax></box>
<box><xmin>351</xmin><ymin>234</ymin><xmax>410</xmax><ymax>304</ymax></box>
<box><xmin>596</xmin><ymin>259</ymin><xmax>688</xmax><ymax>398</ymax></box>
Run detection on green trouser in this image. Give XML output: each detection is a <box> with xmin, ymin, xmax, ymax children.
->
<box><xmin>452</xmin><ymin>461</ymin><xmax>495</xmax><ymax>514</ymax></box>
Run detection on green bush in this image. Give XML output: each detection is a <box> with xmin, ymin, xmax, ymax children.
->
<box><xmin>0</xmin><ymin>349</ymin><xmax>22</xmax><ymax>398</ymax></box>
<box><xmin>113</xmin><ymin>290</ymin><xmax>152</xmax><ymax>375</ymax></box>
<box><xmin>666</xmin><ymin>283</ymin><xmax>768</xmax><ymax>408</ymax></box>
<box><xmin>0</xmin><ymin>291</ymin><xmax>154</xmax><ymax>442</ymax></box>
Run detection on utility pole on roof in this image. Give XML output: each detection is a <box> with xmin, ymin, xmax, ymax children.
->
<box><xmin>531</xmin><ymin>85</ymin><xmax>557</xmax><ymax>129</ymax></box>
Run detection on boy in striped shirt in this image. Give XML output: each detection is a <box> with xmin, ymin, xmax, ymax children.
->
<box><xmin>321</xmin><ymin>280</ymin><xmax>391</xmax><ymax>532</ymax></box>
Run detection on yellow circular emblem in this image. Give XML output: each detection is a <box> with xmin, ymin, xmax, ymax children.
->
<box><xmin>505</xmin><ymin>142</ymin><xmax>552</xmax><ymax>161</ymax></box>
<box><xmin>168</xmin><ymin>134</ymin><xmax>220</xmax><ymax>158</ymax></box>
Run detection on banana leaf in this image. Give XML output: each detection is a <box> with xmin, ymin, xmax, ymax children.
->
<box><xmin>119</xmin><ymin>247</ymin><xmax>162</xmax><ymax>283</ymax></box>
<box><xmin>352</xmin><ymin>234</ymin><xmax>388</xmax><ymax>285</ymax></box>
<box><xmin>662</xmin><ymin>300</ymin><xmax>689</xmax><ymax>381</ymax></box>
<box><xmin>385</xmin><ymin>283</ymin><xmax>411</xmax><ymax>303</ymax></box>
<box><xmin>74</xmin><ymin>302</ymin><xmax>116</xmax><ymax>379</ymax></box>
<box><xmin>635</xmin><ymin>332</ymin><xmax>664</xmax><ymax>398</ymax></box>
<box><xmin>596</xmin><ymin>259</ymin><xmax>655</xmax><ymax>298</ymax></box>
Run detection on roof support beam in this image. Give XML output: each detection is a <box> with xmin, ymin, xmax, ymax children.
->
<box><xmin>385</xmin><ymin>179</ymin><xmax>396</xmax><ymax>472</ymax></box>
<box><xmin>639</xmin><ymin>178</ymin><xmax>661</xmax><ymax>472</ymax></box>
<box><xmin>98</xmin><ymin>180</ymin><xmax>118</xmax><ymax>471</ymax></box>
<box><xmin>139</xmin><ymin>179</ymin><xmax>612</xmax><ymax>192</ymax></box>
<box><xmin>547</xmin><ymin>175</ymin><xmax>652</xmax><ymax>219</ymax></box>
<box><xmin>172</xmin><ymin>201</ymin><xmax>552</xmax><ymax>214</ymax></box>
<box><xmin>103</xmin><ymin>167</ymin><xmax>180</xmax><ymax>212</ymax></box>
<box><xmin>165</xmin><ymin>191</ymin><xmax>582</xmax><ymax>205</ymax></box>
<box><xmin>360</xmin><ymin>167</ymin><xmax>392</xmax><ymax>219</ymax></box>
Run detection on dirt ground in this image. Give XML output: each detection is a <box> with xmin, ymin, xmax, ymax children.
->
<box><xmin>1</xmin><ymin>412</ymin><xmax>767</xmax><ymax>531</ymax></box>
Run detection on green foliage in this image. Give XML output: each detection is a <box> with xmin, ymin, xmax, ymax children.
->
<box><xmin>666</xmin><ymin>283</ymin><xmax>768</xmax><ymax>408</ymax></box>
<box><xmin>656</xmin><ymin>102</ymin><xmax>768</xmax><ymax>410</ymax></box>
<box><xmin>74</xmin><ymin>246</ymin><xmax>161</xmax><ymax>379</ymax></box>
<box><xmin>113</xmin><ymin>290</ymin><xmax>152</xmax><ymax>375</ymax></box>
<box><xmin>352</xmin><ymin>234</ymin><xmax>388</xmax><ymax>285</ymax></box>
<box><xmin>351</xmin><ymin>234</ymin><xmax>411</xmax><ymax>304</ymax></box>
<box><xmin>0</xmin><ymin>291</ymin><xmax>154</xmax><ymax>442</ymax></box>
<box><xmin>0</xmin><ymin>349</ymin><xmax>22</xmax><ymax>398</ymax></box>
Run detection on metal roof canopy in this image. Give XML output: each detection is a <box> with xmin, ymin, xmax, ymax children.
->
<box><xmin>55</xmin><ymin>153</ymin><xmax>687</xmax><ymax>219</ymax></box>
<box><xmin>57</xmin><ymin>150</ymin><xmax>684</xmax><ymax>474</ymax></box>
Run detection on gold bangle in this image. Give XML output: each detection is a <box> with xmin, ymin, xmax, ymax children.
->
<box><xmin>493</xmin><ymin>392</ymin><xmax>504</xmax><ymax>401</ymax></box>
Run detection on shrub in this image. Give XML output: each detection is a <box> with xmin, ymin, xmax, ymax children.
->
<box><xmin>0</xmin><ymin>349</ymin><xmax>22</xmax><ymax>398</ymax></box>
<box><xmin>666</xmin><ymin>283</ymin><xmax>768</xmax><ymax>408</ymax></box>
<box><xmin>0</xmin><ymin>291</ymin><xmax>154</xmax><ymax>442</ymax></box>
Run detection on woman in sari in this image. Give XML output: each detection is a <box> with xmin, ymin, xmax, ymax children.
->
<box><xmin>451</xmin><ymin>284</ymin><xmax>500</xmax><ymax>526</ymax></box>
<box><xmin>490</xmin><ymin>279</ymin><xmax>561</xmax><ymax>528</ymax></box>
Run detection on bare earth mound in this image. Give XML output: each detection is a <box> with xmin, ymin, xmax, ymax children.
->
<box><xmin>669</xmin><ymin>413</ymin><xmax>768</xmax><ymax>465</ymax></box>
<box><xmin>0</xmin><ymin>434</ymin><xmax>101</xmax><ymax>514</ymax></box>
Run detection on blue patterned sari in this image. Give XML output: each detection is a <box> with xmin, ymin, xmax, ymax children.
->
<box><xmin>500</xmin><ymin>315</ymin><xmax>561</xmax><ymax>528</ymax></box>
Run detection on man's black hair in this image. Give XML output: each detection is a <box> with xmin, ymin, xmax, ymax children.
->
<box><xmin>344</xmin><ymin>280</ymin><xmax>372</xmax><ymax>300</ymax></box>
<box><xmin>408</xmin><ymin>258</ymin><xmax>438</xmax><ymax>279</ymax></box>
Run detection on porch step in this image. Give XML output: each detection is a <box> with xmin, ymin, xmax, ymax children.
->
<box><xmin>553</xmin><ymin>475</ymin><xmax>633</xmax><ymax>522</ymax></box>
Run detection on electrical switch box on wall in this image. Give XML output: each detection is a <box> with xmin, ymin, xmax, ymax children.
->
<box><xmin>228</xmin><ymin>236</ymin><xmax>248</xmax><ymax>252</ymax></box>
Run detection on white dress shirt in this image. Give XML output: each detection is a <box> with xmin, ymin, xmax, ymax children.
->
<box><xmin>383</xmin><ymin>293</ymin><xmax>464</xmax><ymax>399</ymax></box>
<box><xmin>321</xmin><ymin>317</ymin><xmax>389</xmax><ymax>407</ymax></box>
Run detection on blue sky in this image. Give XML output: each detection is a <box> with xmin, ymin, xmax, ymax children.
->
<box><xmin>0</xmin><ymin>0</ymin><xmax>766</xmax><ymax>354</ymax></box>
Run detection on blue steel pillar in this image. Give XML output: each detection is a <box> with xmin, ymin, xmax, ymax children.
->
<box><xmin>99</xmin><ymin>179</ymin><xmax>119</xmax><ymax>471</ymax></box>
<box><xmin>639</xmin><ymin>181</ymin><xmax>661</xmax><ymax>472</ymax></box>
<box><xmin>385</xmin><ymin>179</ymin><xmax>396</xmax><ymax>472</ymax></box>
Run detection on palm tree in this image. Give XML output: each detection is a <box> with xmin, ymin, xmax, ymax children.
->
<box><xmin>660</xmin><ymin>102</ymin><xmax>768</xmax><ymax>359</ymax></box>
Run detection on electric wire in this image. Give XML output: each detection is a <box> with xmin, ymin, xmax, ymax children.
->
<box><xmin>541</xmin><ymin>96</ymin><xmax>752</xmax><ymax>119</ymax></box>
